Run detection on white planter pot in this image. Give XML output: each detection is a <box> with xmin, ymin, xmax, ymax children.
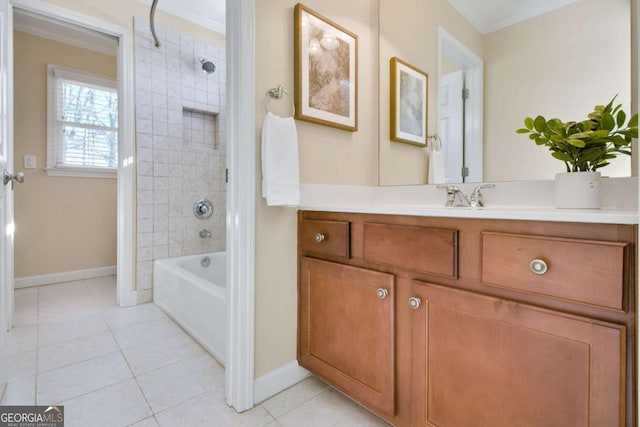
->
<box><xmin>554</xmin><ymin>171</ymin><xmax>602</xmax><ymax>209</ymax></box>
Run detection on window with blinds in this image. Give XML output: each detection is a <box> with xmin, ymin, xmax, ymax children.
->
<box><xmin>47</xmin><ymin>65</ymin><xmax>118</xmax><ymax>178</ymax></box>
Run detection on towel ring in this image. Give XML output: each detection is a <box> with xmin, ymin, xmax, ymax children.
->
<box><xmin>264</xmin><ymin>85</ymin><xmax>295</xmax><ymax>117</ymax></box>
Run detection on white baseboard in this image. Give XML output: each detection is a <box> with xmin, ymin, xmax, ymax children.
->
<box><xmin>253</xmin><ymin>360</ymin><xmax>310</xmax><ymax>405</ymax></box>
<box><xmin>14</xmin><ymin>266</ymin><xmax>117</xmax><ymax>289</ymax></box>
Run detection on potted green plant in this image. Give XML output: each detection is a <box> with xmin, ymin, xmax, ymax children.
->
<box><xmin>517</xmin><ymin>96</ymin><xmax>638</xmax><ymax>208</ymax></box>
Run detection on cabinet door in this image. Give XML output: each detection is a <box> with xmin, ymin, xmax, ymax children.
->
<box><xmin>410</xmin><ymin>281</ymin><xmax>625</xmax><ymax>427</ymax></box>
<box><xmin>299</xmin><ymin>257</ymin><xmax>395</xmax><ymax>416</ymax></box>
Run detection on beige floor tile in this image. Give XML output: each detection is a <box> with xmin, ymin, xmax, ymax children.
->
<box><xmin>38</xmin><ymin>330</ymin><xmax>119</xmax><ymax>373</ymax></box>
<box><xmin>122</xmin><ymin>332</ymin><xmax>205</xmax><ymax>376</ymax></box>
<box><xmin>37</xmin><ymin>352</ymin><xmax>132</xmax><ymax>404</ymax></box>
<box><xmin>0</xmin><ymin>377</ymin><xmax>36</xmax><ymax>405</ymax></box>
<box><xmin>112</xmin><ymin>317</ymin><xmax>182</xmax><ymax>350</ymax></box>
<box><xmin>6</xmin><ymin>349</ymin><xmax>37</xmax><ymax>382</ymax></box>
<box><xmin>102</xmin><ymin>303</ymin><xmax>167</xmax><ymax>331</ymax></box>
<box><xmin>136</xmin><ymin>354</ymin><xmax>224</xmax><ymax>413</ymax></box>
<box><xmin>128</xmin><ymin>416</ymin><xmax>160</xmax><ymax>427</ymax></box>
<box><xmin>38</xmin><ymin>313</ymin><xmax>109</xmax><ymax>347</ymax></box>
<box><xmin>277</xmin><ymin>388</ymin><xmax>391</xmax><ymax>427</ymax></box>
<box><xmin>155</xmin><ymin>388</ymin><xmax>274</xmax><ymax>427</ymax></box>
<box><xmin>261</xmin><ymin>376</ymin><xmax>329</xmax><ymax>418</ymax></box>
<box><xmin>3</xmin><ymin>325</ymin><xmax>37</xmax><ymax>355</ymax></box>
<box><xmin>61</xmin><ymin>379</ymin><xmax>152</xmax><ymax>427</ymax></box>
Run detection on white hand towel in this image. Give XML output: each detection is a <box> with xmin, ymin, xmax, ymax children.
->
<box><xmin>261</xmin><ymin>112</ymin><xmax>300</xmax><ymax>206</ymax></box>
<box><xmin>428</xmin><ymin>149</ymin><xmax>446</xmax><ymax>184</ymax></box>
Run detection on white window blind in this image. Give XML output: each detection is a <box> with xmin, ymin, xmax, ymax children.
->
<box><xmin>47</xmin><ymin>65</ymin><xmax>118</xmax><ymax>177</ymax></box>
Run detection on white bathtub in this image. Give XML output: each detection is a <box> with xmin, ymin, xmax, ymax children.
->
<box><xmin>153</xmin><ymin>252</ymin><xmax>226</xmax><ymax>365</ymax></box>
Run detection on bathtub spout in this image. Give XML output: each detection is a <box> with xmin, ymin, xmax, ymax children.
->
<box><xmin>199</xmin><ymin>229</ymin><xmax>212</xmax><ymax>239</ymax></box>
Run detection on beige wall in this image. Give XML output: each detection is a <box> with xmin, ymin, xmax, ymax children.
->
<box><xmin>484</xmin><ymin>0</ymin><xmax>631</xmax><ymax>181</ymax></box>
<box><xmin>378</xmin><ymin>0</ymin><xmax>483</xmax><ymax>185</ymax></box>
<box><xmin>13</xmin><ymin>31</ymin><xmax>118</xmax><ymax>277</ymax></box>
<box><xmin>254</xmin><ymin>0</ymin><xmax>378</xmax><ymax>377</ymax></box>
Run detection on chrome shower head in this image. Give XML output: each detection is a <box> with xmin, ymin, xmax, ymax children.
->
<box><xmin>200</xmin><ymin>58</ymin><xmax>216</xmax><ymax>74</ymax></box>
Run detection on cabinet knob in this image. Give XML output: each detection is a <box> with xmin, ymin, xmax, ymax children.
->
<box><xmin>376</xmin><ymin>288</ymin><xmax>389</xmax><ymax>299</ymax></box>
<box><xmin>408</xmin><ymin>297</ymin><xmax>422</xmax><ymax>309</ymax></box>
<box><xmin>315</xmin><ymin>233</ymin><xmax>325</xmax><ymax>243</ymax></box>
<box><xmin>530</xmin><ymin>259</ymin><xmax>548</xmax><ymax>275</ymax></box>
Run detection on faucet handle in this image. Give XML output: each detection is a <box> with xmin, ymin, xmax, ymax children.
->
<box><xmin>470</xmin><ymin>183</ymin><xmax>495</xmax><ymax>208</ymax></box>
<box><xmin>437</xmin><ymin>185</ymin><xmax>461</xmax><ymax>207</ymax></box>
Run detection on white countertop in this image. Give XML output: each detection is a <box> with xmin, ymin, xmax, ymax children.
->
<box><xmin>299</xmin><ymin>181</ymin><xmax>640</xmax><ymax>224</ymax></box>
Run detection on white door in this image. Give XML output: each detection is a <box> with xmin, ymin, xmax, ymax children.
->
<box><xmin>439</xmin><ymin>70</ymin><xmax>464</xmax><ymax>183</ymax></box>
<box><xmin>0</xmin><ymin>0</ymin><xmax>14</xmax><ymax>389</ymax></box>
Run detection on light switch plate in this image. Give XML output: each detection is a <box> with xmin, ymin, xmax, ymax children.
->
<box><xmin>24</xmin><ymin>154</ymin><xmax>36</xmax><ymax>169</ymax></box>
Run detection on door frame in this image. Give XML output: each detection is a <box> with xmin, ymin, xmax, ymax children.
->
<box><xmin>8</xmin><ymin>0</ymin><xmax>136</xmax><ymax>307</ymax></box>
<box><xmin>225</xmin><ymin>0</ymin><xmax>256</xmax><ymax>412</ymax></box>
<box><xmin>437</xmin><ymin>26</ymin><xmax>483</xmax><ymax>183</ymax></box>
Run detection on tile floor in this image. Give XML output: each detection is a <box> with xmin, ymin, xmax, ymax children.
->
<box><xmin>1</xmin><ymin>276</ymin><xmax>390</xmax><ymax>426</ymax></box>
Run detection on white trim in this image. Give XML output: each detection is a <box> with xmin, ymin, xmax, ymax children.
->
<box><xmin>11</xmin><ymin>0</ymin><xmax>137</xmax><ymax>308</ymax></box>
<box><xmin>137</xmin><ymin>0</ymin><xmax>226</xmax><ymax>35</ymax></box>
<box><xmin>225</xmin><ymin>0</ymin><xmax>256</xmax><ymax>412</ymax></box>
<box><xmin>253</xmin><ymin>361</ymin><xmax>311</xmax><ymax>405</ymax></box>
<box><xmin>14</xmin><ymin>265</ymin><xmax>116</xmax><ymax>288</ymax></box>
<box><xmin>437</xmin><ymin>27</ymin><xmax>483</xmax><ymax>183</ymax></box>
<box><xmin>13</xmin><ymin>10</ymin><xmax>117</xmax><ymax>56</ymax></box>
<box><xmin>44</xmin><ymin>167</ymin><xmax>116</xmax><ymax>178</ymax></box>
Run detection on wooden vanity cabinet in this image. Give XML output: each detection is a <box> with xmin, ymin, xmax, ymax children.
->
<box><xmin>410</xmin><ymin>281</ymin><xmax>626</xmax><ymax>427</ymax></box>
<box><xmin>297</xmin><ymin>211</ymin><xmax>636</xmax><ymax>427</ymax></box>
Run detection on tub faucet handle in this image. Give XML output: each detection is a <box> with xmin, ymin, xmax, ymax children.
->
<box><xmin>199</xmin><ymin>229</ymin><xmax>212</xmax><ymax>239</ymax></box>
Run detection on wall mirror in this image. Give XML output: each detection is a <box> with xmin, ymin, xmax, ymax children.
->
<box><xmin>379</xmin><ymin>0</ymin><xmax>634</xmax><ymax>186</ymax></box>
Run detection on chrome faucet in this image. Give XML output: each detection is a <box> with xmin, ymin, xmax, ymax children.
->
<box><xmin>470</xmin><ymin>184</ymin><xmax>496</xmax><ymax>208</ymax></box>
<box><xmin>199</xmin><ymin>229</ymin><xmax>212</xmax><ymax>239</ymax></box>
<box><xmin>438</xmin><ymin>184</ymin><xmax>495</xmax><ymax>208</ymax></box>
<box><xmin>437</xmin><ymin>185</ymin><xmax>471</xmax><ymax>207</ymax></box>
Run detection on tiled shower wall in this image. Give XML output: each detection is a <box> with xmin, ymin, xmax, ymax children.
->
<box><xmin>134</xmin><ymin>18</ymin><xmax>226</xmax><ymax>304</ymax></box>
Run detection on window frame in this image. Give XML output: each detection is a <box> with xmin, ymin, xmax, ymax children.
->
<box><xmin>46</xmin><ymin>64</ymin><xmax>118</xmax><ymax>178</ymax></box>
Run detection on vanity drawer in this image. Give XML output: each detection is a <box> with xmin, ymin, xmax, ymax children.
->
<box><xmin>363</xmin><ymin>223</ymin><xmax>458</xmax><ymax>278</ymax></box>
<box><xmin>481</xmin><ymin>232</ymin><xmax>628</xmax><ymax>310</ymax></box>
<box><xmin>300</xmin><ymin>219</ymin><xmax>351</xmax><ymax>258</ymax></box>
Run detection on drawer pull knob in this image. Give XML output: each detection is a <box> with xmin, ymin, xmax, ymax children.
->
<box><xmin>376</xmin><ymin>288</ymin><xmax>389</xmax><ymax>299</ymax></box>
<box><xmin>530</xmin><ymin>259</ymin><xmax>548</xmax><ymax>275</ymax></box>
<box><xmin>314</xmin><ymin>233</ymin><xmax>325</xmax><ymax>243</ymax></box>
<box><xmin>408</xmin><ymin>297</ymin><xmax>422</xmax><ymax>309</ymax></box>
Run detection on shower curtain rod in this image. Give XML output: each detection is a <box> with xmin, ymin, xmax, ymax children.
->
<box><xmin>150</xmin><ymin>0</ymin><xmax>160</xmax><ymax>47</ymax></box>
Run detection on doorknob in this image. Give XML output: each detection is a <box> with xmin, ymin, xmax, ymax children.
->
<box><xmin>3</xmin><ymin>170</ymin><xmax>25</xmax><ymax>188</ymax></box>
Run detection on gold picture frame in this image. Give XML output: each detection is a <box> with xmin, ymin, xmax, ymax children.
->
<box><xmin>390</xmin><ymin>57</ymin><xmax>428</xmax><ymax>146</ymax></box>
<box><xmin>294</xmin><ymin>3</ymin><xmax>358</xmax><ymax>132</ymax></box>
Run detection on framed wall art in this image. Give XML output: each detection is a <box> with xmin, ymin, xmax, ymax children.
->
<box><xmin>390</xmin><ymin>57</ymin><xmax>428</xmax><ymax>146</ymax></box>
<box><xmin>294</xmin><ymin>3</ymin><xmax>358</xmax><ymax>132</ymax></box>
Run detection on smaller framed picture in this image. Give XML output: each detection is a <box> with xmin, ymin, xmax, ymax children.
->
<box><xmin>294</xmin><ymin>3</ymin><xmax>358</xmax><ymax>132</ymax></box>
<box><xmin>390</xmin><ymin>57</ymin><xmax>428</xmax><ymax>146</ymax></box>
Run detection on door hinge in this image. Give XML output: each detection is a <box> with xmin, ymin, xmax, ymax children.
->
<box><xmin>461</xmin><ymin>166</ymin><xmax>469</xmax><ymax>178</ymax></box>
<box><xmin>225</xmin><ymin>168</ymin><xmax>229</xmax><ymax>183</ymax></box>
<box><xmin>462</xmin><ymin>89</ymin><xmax>470</xmax><ymax>100</ymax></box>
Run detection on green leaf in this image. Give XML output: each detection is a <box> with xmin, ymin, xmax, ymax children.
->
<box><xmin>567</xmin><ymin>131</ymin><xmax>593</xmax><ymax>139</ymax></box>
<box><xmin>516</xmin><ymin>128</ymin><xmax>530</xmax><ymax>134</ymax></box>
<box><xmin>524</xmin><ymin>117</ymin><xmax>534</xmax><ymax>130</ymax></box>
<box><xmin>580</xmin><ymin>148</ymin><xmax>602</xmax><ymax>162</ymax></box>
<box><xmin>628</xmin><ymin>114</ymin><xmax>638</xmax><ymax>128</ymax></box>
<box><xmin>533</xmin><ymin>116</ymin><xmax>546</xmax><ymax>133</ymax></box>
<box><xmin>591</xmin><ymin>129</ymin><xmax>610</xmax><ymax>138</ymax></box>
<box><xmin>567</xmin><ymin>139</ymin><xmax>586</xmax><ymax>148</ymax></box>
<box><xmin>529</xmin><ymin>133</ymin><xmax>537</xmax><ymax>140</ymax></box>
<box><xmin>552</xmin><ymin>152</ymin><xmax>572</xmax><ymax>162</ymax></box>
<box><xmin>535</xmin><ymin>137</ymin><xmax>546</xmax><ymax>145</ymax></box>
<box><xmin>601</xmin><ymin>112</ymin><xmax>615</xmax><ymax>131</ymax></box>
<box><xmin>550</xmin><ymin>135</ymin><xmax>565</xmax><ymax>142</ymax></box>
<box><xmin>617</xmin><ymin>110</ymin><xmax>626</xmax><ymax>128</ymax></box>
<box><xmin>610</xmin><ymin>135</ymin><xmax>629</xmax><ymax>146</ymax></box>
